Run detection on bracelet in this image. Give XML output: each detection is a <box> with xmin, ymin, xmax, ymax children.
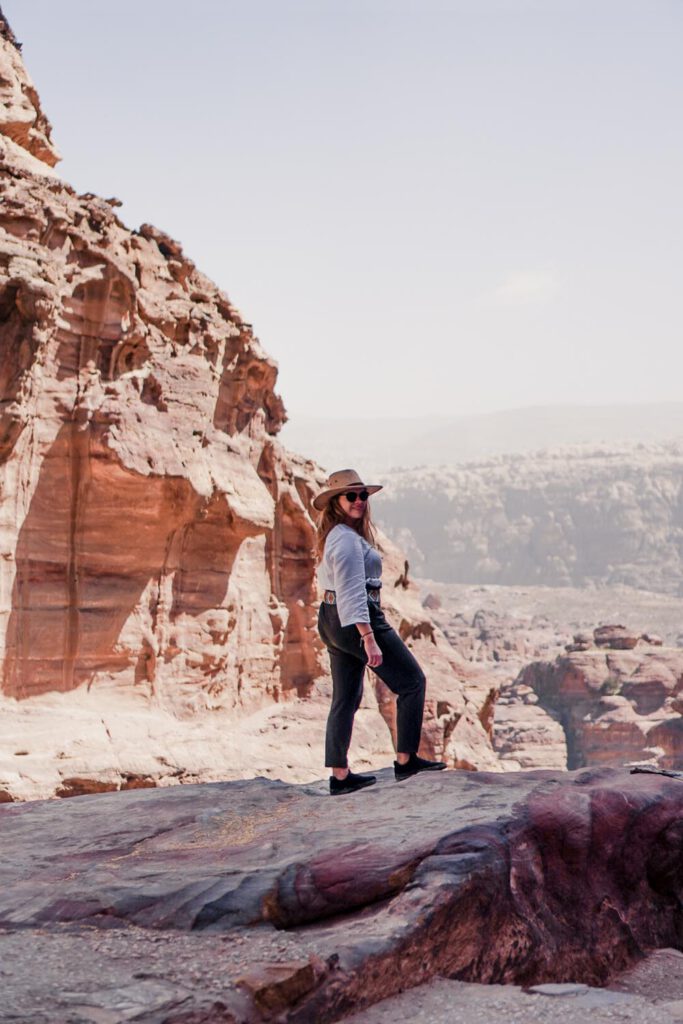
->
<box><xmin>361</xmin><ymin>630</ymin><xmax>374</xmax><ymax>640</ymax></box>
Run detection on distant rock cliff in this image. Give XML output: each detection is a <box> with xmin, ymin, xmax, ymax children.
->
<box><xmin>518</xmin><ymin>633</ymin><xmax>683</xmax><ymax>772</ymax></box>
<box><xmin>0</xmin><ymin>20</ymin><xmax>497</xmax><ymax>799</ymax></box>
<box><xmin>378</xmin><ymin>444</ymin><xmax>683</xmax><ymax>594</ymax></box>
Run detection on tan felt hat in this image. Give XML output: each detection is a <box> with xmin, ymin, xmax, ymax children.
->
<box><xmin>312</xmin><ymin>468</ymin><xmax>383</xmax><ymax>511</ymax></box>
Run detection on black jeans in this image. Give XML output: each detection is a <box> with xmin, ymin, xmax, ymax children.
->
<box><xmin>318</xmin><ymin>599</ymin><xmax>426</xmax><ymax>768</ymax></box>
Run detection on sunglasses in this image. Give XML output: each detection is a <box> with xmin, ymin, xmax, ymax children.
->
<box><xmin>344</xmin><ymin>489</ymin><xmax>370</xmax><ymax>503</ymax></box>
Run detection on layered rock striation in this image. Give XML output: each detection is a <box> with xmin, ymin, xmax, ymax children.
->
<box><xmin>0</xmin><ymin>26</ymin><xmax>319</xmax><ymax>711</ymax></box>
<box><xmin>0</xmin><ymin>22</ymin><xmax>498</xmax><ymax>799</ymax></box>
<box><xmin>2</xmin><ymin>767</ymin><xmax>683</xmax><ymax>1021</ymax></box>
<box><xmin>424</xmin><ymin>585</ymin><xmax>683</xmax><ymax>774</ymax></box>
<box><xmin>518</xmin><ymin>632</ymin><xmax>683</xmax><ymax>771</ymax></box>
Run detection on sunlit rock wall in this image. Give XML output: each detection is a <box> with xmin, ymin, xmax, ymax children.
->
<box><xmin>0</xmin><ymin>24</ymin><xmax>500</xmax><ymax>799</ymax></box>
<box><xmin>0</xmin><ymin>28</ymin><xmax>321</xmax><ymax>711</ymax></box>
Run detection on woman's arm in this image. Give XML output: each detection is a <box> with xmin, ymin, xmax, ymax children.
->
<box><xmin>329</xmin><ymin>529</ymin><xmax>371</xmax><ymax>627</ymax></box>
<box><xmin>357</xmin><ymin>624</ymin><xmax>383</xmax><ymax>667</ymax></box>
<box><xmin>329</xmin><ymin>529</ymin><xmax>384</xmax><ymax>668</ymax></box>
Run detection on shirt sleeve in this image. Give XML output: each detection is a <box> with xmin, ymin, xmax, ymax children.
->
<box><xmin>327</xmin><ymin>528</ymin><xmax>370</xmax><ymax>627</ymax></box>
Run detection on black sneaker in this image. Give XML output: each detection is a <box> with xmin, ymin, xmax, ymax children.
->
<box><xmin>329</xmin><ymin>771</ymin><xmax>377</xmax><ymax>796</ymax></box>
<box><xmin>394</xmin><ymin>753</ymin><xmax>447</xmax><ymax>781</ymax></box>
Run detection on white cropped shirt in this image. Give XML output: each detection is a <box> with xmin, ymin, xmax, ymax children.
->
<box><xmin>318</xmin><ymin>524</ymin><xmax>382</xmax><ymax>627</ymax></box>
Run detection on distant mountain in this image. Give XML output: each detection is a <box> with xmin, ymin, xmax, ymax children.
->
<box><xmin>373</xmin><ymin>442</ymin><xmax>683</xmax><ymax>595</ymax></box>
<box><xmin>280</xmin><ymin>403</ymin><xmax>683</xmax><ymax>475</ymax></box>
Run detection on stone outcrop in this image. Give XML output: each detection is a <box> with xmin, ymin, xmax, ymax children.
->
<box><xmin>593</xmin><ymin>624</ymin><xmax>640</xmax><ymax>650</ymax></box>
<box><xmin>518</xmin><ymin>640</ymin><xmax>683</xmax><ymax>770</ymax></box>
<box><xmin>0</xmin><ymin>12</ymin><xmax>59</xmax><ymax>168</ymax></box>
<box><xmin>425</xmin><ymin>584</ymin><xmax>683</xmax><ymax>774</ymax></box>
<box><xmin>0</xmin><ymin>21</ymin><xmax>498</xmax><ymax>799</ymax></box>
<box><xmin>2</xmin><ymin>767</ymin><xmax>683</xmax><ymax>1021</ymax></box>
<box><xmin>377</xmin><ymin>444</ymin><xmax>683</xmax><ymax>593</ymax></box>
<box><xmin>493</xmin><ymin>694</ymin><xmax>568</xmax><ymax>771</ymax></box>
<box><xmin>0</xmin><ymin>26</ymin><xmax>320</xmax><ymax>712</ymax></box>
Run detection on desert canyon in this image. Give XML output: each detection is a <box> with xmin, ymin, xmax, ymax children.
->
<box><xmin>2</xmin><ymin>10</ymin><xmax>683</xmax><ymax>1024</ymax></box>
<box><xmin>0</xmin><ymin>12</ymin><xmax>502</xmax><ymax>804</ymax></box>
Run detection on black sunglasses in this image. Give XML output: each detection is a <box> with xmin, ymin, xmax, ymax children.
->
<box><xmin>344</xmin><ymin>489</ymin><xmax>369</xmax><ymax>503</ymax></box>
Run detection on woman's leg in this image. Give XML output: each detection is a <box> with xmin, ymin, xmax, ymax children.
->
<box><xmin>319</xmin><ymin>602</ymin><xmax>367</xmax><ymax>773</ymax></box>
<box><xmin>324</xmin><ymin>649</ymin><xmax>366</xmax><ymax>770</ymax></box>
<box><xmin>370</xmin><ymin>608</ymin><xmax>426</xmax><ymax>756</ymax></box>
<box><xmin>370</xmin><ymin>605</ymin><xmax>445</xmax><ymax>776</ymax></box>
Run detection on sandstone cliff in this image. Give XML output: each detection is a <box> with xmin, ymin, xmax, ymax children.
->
<box><xmin>0</xmin><ymin>21</ymin><xmax>497</xmax><ymax>799</ymax></box>
<box><xmin>424</xmin><ymin>582</ymin><xmax>683</xmax><ymax>774</ymax></box>
<box><xmin>518</xmin><ymin>632</ymin><xmax>683</xmax><ymax>771</ymax></box>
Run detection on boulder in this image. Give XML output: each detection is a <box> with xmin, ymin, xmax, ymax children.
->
<box><xmin>593</xmin><ymin>625</ymin><xmax>640</xmax><ymax>650</ymax></box>
<box><xmin>2</xmin><ymin>767</ymin><xmax>683</xmax><ymax>1022</ymax></box>
<box><xmin>519</xmin><ymin>645</ymin><xmax>683</xmax><ymax>770</ymax></box>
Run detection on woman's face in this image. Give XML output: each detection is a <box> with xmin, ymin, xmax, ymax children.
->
<box><xmin>338</xmin><ymin>490</ymin><xmax>368</xmax><ymax>523</ymax></box>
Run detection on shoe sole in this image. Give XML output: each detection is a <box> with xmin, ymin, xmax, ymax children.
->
<box><xmin>395</xmin><ymin>765</ymin><xmax>448</xmax><ymax>781</ymax></box>
<box><xmin>330</xmin><ymin>779</ymin><xmax>377</xmax><ymax>796</ymax></box>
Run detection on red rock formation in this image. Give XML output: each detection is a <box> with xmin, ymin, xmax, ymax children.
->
<box><xmin>594</xmin><ymin>624</ymin><xmax>640</xmax><ymax>650</ymax></box>
<box><xmin>2</xmin><ymin>767</ymin><xmax>683</xmax><ymax>1021</ymax></box>
<box><xmin>0</xmin><ymin>22</ymin><xmax>498</xmax><ymax>798</ymax></box>
<box><xmin>0</xmin><ymin>12</ymin><xmax>59</xmax><ymax>167</ymax></box>
<box><xmin>519</xmin><ymin>643</ymin><xmax>683</xmax><ymax>770</ymax></box>
<box><xmin>0</xmin><ymin>79</ymin><xmax>318</xmax><ymax>708</ymax></box>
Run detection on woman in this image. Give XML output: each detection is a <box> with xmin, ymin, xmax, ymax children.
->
<box><xmin>314</xmin><ymin>469</ymin><xmax>447</xmax><ymax>795</ymax></box>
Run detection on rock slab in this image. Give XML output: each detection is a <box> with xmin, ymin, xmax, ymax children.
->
<box><xmin>2</xmin><ymin>766</ymin><xmax>683</xmax><ymax>1022</ymax></box>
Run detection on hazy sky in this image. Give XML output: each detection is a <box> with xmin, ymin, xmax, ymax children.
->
<box><xmin>4</xmin><ymin>0</ymin><xmax>682</xmax><ymax>420</ymax></box>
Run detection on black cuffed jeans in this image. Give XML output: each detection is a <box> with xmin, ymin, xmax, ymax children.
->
<box><xmin>318</xmin><ymin>599</ymin><xmax>426</xmax><ymax>768</ymax></box>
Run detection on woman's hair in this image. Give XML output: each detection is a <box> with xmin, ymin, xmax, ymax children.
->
<box><xmin>316</xmin><ymin>496</ymin><xmax>376</xmax><ymax>558</ymax></box>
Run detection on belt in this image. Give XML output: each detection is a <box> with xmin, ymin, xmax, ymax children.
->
<box><xmin>324</xmin><ymin>588</ymin><xmax>381</xmax><ymax>605</ymax></box>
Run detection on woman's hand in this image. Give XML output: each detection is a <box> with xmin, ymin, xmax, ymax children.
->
<box><xmin>363</xmin><ymin>634</ymin><xmax>383</xmax><ymax>668</ymax></box>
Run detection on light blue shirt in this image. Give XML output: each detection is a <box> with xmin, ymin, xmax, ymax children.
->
<box><xmin>318</xmin><ymin>524</ymin><xmax>383</xmax><ymax>627</ymax></box>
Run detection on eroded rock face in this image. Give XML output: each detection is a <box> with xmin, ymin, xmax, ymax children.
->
<box><xmin>519</xmin><ymin>645</ymin><xmax>683</xmax><ymax>770</ymax></box>
<box><xmin>593</xmin><ymin>624</ymin><xmax>640</xmax><ymax>650</ymax></box>
<box><xmin>0</xmin><ymin>74</ymin><xmax>319</xmax><ymax>712</ymax></box>
<box><xmin>0</xmin><ymin>25</ymin><xmax>499</xmax><ymax>799</ymax></box>
<box><xmin>426</xmin><ymin>585</ymin><xmax>683</xmax><ymax>774</ymax></box>
<box><xmin>0</xmin><ymin>16</ymin><xmax>59</xmax><ymax>167</ymax></box>
<box><xmin>1</xmin><ymin>767</ymin><xmax>683</xmax><ymax>1022</ymax></box>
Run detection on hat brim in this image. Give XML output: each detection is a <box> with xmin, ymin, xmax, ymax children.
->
<box><xmin>312</xmin><ymin>483</ymin><xmax>382</xmax><ymax>511</ymax></box>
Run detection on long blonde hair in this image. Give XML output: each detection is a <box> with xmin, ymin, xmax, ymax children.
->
<box><xmin>316</xmin><ymin>496</ymin><xmax>377</xmax><ymax>558</ymax></box>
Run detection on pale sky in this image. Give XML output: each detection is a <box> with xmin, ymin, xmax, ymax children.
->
<box><xmin>4</xmin><ymin>0</ymin><xmax>682</xmax><ymax>420</ymax></box>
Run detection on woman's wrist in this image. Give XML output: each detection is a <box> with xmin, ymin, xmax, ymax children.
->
<box><xmin>362</xmin><ymin>630</ymin><xmax>374</xmax><ymax>641</ymax></box>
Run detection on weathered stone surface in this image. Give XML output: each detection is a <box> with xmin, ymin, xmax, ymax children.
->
<box><xmin>0</xmin><ymin>26</ymin><xmax>60</xmax><ymax>167</ymax></box>
<box><xmin>342</xmin><ymin>977</ymin><xmax>671</xmax><ymax>1024</ymax></box>
<box><xmin>421</xmin><ymin>583</ymin><xmax>683</xmax><ymax>773</ymax></box>
<box><xmin>0</xmin><ymin>83</ymin><xmax>319</xmax><ymax>707</ymax></box>
<box><xmin>519</xmin><ymin>646</ymin><xmax>683</xmax><ymax>770</ymax></box>
<box><xmin>1</xmin><ymin>767</ymin><xmax>683</xmax><ymax>1022</ymax></box>
<box><xmin>594</xmin><ymin>624</ymin><xmax>640</xmax><ymax>650</ymax></box>
<box><xmin>493</xmin><ymin>700</ymin><xmax>567</xmax><ymax>771</ymax></box>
